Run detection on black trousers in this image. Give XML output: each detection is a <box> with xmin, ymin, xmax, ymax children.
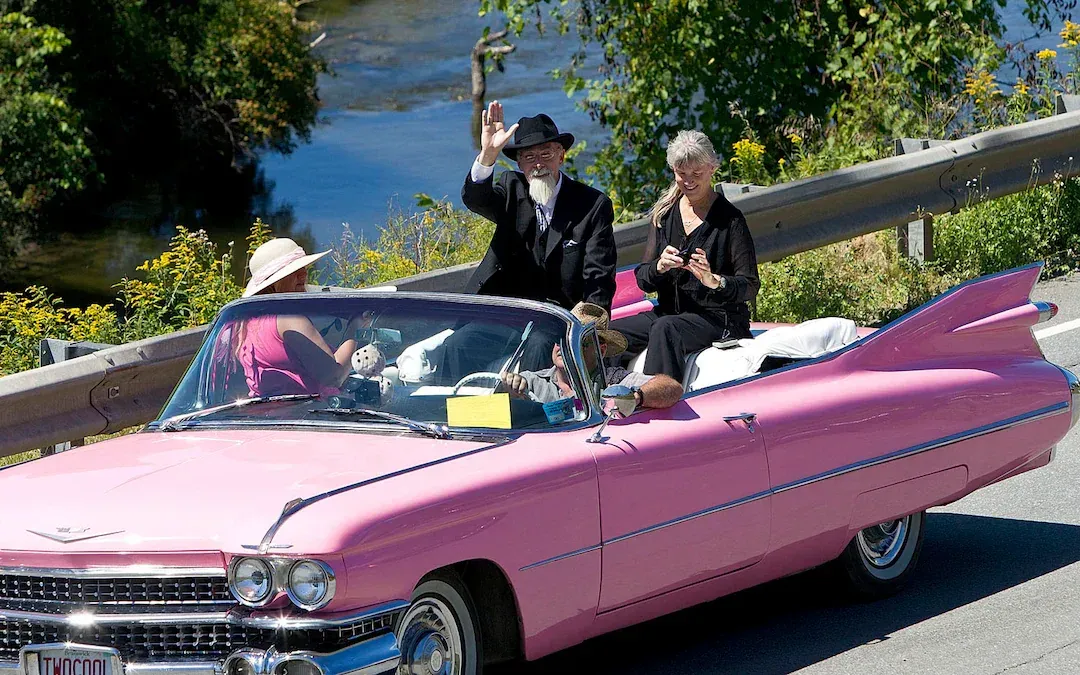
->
<box><xmin>437</xmin><ymin>321</ymin><xmax>560</xmax><ymax>385</ymax></box>
<box><xmin>609</xmin><ymin>310</ymin><xmax>740</xmax><ymax>382</ymax></box>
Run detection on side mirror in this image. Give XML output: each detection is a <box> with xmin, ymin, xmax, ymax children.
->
<box><xmin>601</xmin><ymin>384</ymin><xmax>638</xmax><ymax>417</ymax></box>
<box><xmin>588</xmin><ymin>384</ymin><xmax>637</xmax><ymax>444</ymax></box>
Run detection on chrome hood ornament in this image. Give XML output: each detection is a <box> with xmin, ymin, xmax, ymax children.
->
<box><xmin>27</xmin><ymin>527</ymin><xmax>124</xmax><ymax>544</ymax></box>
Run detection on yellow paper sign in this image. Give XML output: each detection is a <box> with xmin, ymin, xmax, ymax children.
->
<box><xmin>446</xmin><ymin>393</ymin><xmax>512</xmax><ymax>429</ymax></box>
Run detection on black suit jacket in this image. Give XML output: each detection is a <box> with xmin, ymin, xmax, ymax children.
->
<box><xmin>462</xmin><ymin>170</ymin><xmax>617</xmax><ymax>311</ymax></box>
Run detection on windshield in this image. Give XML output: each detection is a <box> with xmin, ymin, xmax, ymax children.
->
<box><xmin>156</xmin><ymin>294</ymin><xmax>590</xmax><ymax>432</ymax></box>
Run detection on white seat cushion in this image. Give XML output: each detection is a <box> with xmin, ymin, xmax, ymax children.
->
<box><xmin>687</xmin><ymin>317</ymin><xmax>858</xmax><ymax>391</ymax></box>
<box><xmin>625</xmin><ymin>317</ymin><xmax>859</xmax><ymax>392</ymax></box>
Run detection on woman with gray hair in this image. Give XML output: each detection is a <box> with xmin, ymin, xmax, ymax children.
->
<box><xmin>609</xmin><ymin>130</ymin><xmax>760</xmax><ymax>382</ymax></box>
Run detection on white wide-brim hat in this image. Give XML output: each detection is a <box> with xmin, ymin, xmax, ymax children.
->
<box><xmin>243</xmin><ymin>238</ymin><xmax>330</xmax><ymax>297</ymax></box>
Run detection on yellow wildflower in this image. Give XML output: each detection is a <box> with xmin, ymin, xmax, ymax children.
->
<box><xmin>788</xmin><ymin>133</ymin><xmax>803</xmax><ymax>145</ymax></box>
<box><xmin>731</xmin><ymin>138</ymin><xmax>765</xmax><ymax>164</ymax></box>
<box><xmin>1060</xmin><ymin>20</ymin><xmax>1080</xmax><ymax>48</ymax></box>
<box><xmin>963</xmin><ymin>70</ymin><xmax>1000</xmax><ymax>104</ymax></box>
<box><xmin>778</xmin><ymin>158</ymin><xmax>786</xmax><ymax>166</ymax></box>
<box><xmin>1014</xmin><ymin>79</ymin><xmax>1029</xmax><ymax>97</ymax></box>
<box><xmin>1036</xmin><ymin>48</ymin><xmax>1058</xmax><ymax>61</ymax></box>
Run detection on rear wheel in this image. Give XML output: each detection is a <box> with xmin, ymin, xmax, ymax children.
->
<box><xmin>397</xmin><ymin>574</ymin><xmax>482</xmax><ymax>675</ymax></box>
<box><xmin>834</xmin><ymin>510</ymin><xmax>926</xmax><ymax>600</ymax></box>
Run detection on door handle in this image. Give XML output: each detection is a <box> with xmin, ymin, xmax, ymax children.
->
<box><xmin>723</xmin><ymin>412</ymin><xmax>757</xmax><ymax>432</ymax></box>
<box><xmin>723</xmin><ymin>412</ymin><xmax>757</xmax><ymax>423</ymax></box>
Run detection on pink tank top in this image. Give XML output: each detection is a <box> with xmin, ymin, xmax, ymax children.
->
<box><xmin>238</xmin><ymin>315</ymin><xmax>326</xmax><ymax>397</ymax></box>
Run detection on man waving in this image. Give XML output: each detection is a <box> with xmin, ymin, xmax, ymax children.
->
<box><xmin>463</xmin><ymin>101</ymin><xmax>617</xmax><ymax>311</ymax></box>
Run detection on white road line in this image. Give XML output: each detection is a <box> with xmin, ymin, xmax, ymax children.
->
<box><xmin>1035</xmin><ymin>317</ymin><xmax>1080</xmax><ymax>340</ymax></box>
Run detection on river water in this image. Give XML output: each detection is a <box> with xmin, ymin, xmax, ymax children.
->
<box><xmin>2</xmin><ymin>0</ymin><xmax>1066</xmax><ymax>305</ymax></box>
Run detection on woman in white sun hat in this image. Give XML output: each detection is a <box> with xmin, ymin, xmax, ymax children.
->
<box><xmin>230</xmin><ymin>238</ymin><xmax>367</xmax><ymax>396</ymax></box>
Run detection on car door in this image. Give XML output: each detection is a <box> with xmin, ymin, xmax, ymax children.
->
<box><xmin>589</xmin><ymin>379</ymin><xmax>771</xmax><ymax>612</ymax></box>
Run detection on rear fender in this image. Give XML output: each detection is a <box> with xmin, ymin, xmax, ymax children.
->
<box><xmin>847</xmin><ymin>263</ymin><xmax>1046</xmax><ymax>367</ymax></box>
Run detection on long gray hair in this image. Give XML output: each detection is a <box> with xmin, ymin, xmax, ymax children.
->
<box><xmin>649</xmin><ymin>130</ymin><xmax>720</xmax><ymax>227</ymax></box>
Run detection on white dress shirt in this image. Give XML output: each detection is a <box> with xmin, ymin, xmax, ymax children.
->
<box><xmin>471</xmin><ymin>156</ymin><xmax>563</xmax><ymax>232</ymax></box>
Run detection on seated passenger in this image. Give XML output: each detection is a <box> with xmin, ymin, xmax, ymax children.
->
<box><xmin>500</xmin><ymin>302</ymin><xmax>683</xmax><ymax>410</ymax></box>
<box><xmin>228</xmin><ymin>238</ymin><xmax>369</xmax><ymax>397</ymax></box>
<box><xmin>609</xmin><ymin>130</ymin><xmax>760</xmax><ymax>382</ymax></box>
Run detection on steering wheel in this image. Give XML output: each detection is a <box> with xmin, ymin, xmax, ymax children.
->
<box><xmin>451</xmin><ymin>371</ymin><xmax>542</xmax><ymax>402</ymax></box>
<box><xmin>451</xmin><ymin>372</ymin><xmax>503</xmax><ymax>396</ymax></box>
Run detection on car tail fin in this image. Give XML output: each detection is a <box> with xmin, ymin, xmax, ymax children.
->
<box><xmin>848</xmin><ymin>263</ymin><xmax>1047</xmax><ymax>366</ymax></box>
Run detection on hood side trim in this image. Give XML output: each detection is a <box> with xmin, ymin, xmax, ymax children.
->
<box><xmin>256</xmin><ymin>437</ymin><xmax>516</xmax><ymax>553</ymax></box>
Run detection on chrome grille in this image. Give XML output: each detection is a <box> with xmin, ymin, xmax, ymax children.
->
<box><xmin>0</xmin><ymin>617</ymin><xmax>398</xmax><ymax>662</ymax></box>
<box><xmin>0</xmin><ymin>575</ymin><xmax>234</xmax><ymax>613</ymax></box>
<box><xmin>326</xmin><ymin>614</ymin><xmax>396</xmax><ymax>643</ymax></box>
<box><xmin>0</xmin><ymin>620</ymin><xmax>272</xmax><ymax>661</ymax></box>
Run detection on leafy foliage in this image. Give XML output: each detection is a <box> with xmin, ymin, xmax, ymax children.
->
<box><xmin>115</xmin><ymin>227</ymin><xmax>244</xmax><ymax>341</ymax></box>
<box><xmin>312</xmin><ymin>194</ymin><xmax>496</xmax><ymax>288</ymax></box>
<box><xmin>0</xmin><ymin>224</ymin><xmax>259</xmax><ymax>375</ymax></box>
<box><xmin>0</xmin><ymin>12</ymin><xmax>94</xmax><ymax>255</ymax></box>
<box><xmin>479</xmin><ymin>0</ymin><xmax>1071</xmax><ymax>213</ymax></box>
<box><xmin>0</xmin><ymin>0</ymin><xmax>324</xmax><ymax>261</ymax></box>
<box><xmin>0</xmin><ymin>286</ymin><xmax>119</xmax><ymax>375</ymax></box>
<box><xmin>935</xmin><ymin>174</ymin><xmax>1080</xmax><ymax>280</ymax></box>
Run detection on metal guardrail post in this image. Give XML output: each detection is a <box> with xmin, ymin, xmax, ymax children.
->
<box><xmin>892</xmin><ymin>139</ymin><xmax>947</xmax><ymax>263</ymax></box>
<box><xmin>37</xmin><ymin>339</ymin><xmax>116</xmax><ymax>454</ymax></box>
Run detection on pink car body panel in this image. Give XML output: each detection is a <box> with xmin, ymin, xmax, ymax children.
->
<box><xmin>0</xmin><ymin>263</ymin><xmax>1074</xmax><ymax>665</ymax></box>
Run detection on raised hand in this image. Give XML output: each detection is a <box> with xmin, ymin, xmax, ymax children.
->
<box><xmin>479</xmin><ymin>101</ymin><xmax>519</xmax><ymax>165</ymax></box>
<box><xmin>686</xmin><ymin>249</ymin><xmax>721</xmax><ymax>289</ymax></box>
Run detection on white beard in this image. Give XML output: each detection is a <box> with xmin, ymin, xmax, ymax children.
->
<box><xmin>528</xmin><ymin>171</ymin><xmax>558</xmax><ymax>205</ymax></box>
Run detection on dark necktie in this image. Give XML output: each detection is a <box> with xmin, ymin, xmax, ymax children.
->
<box><xmin>535</xmin><ymin>203</ymin><xmax>549</xmax><ymax>263</ymax></box>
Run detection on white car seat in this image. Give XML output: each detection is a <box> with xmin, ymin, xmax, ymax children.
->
<box><xmin>626</xmin><ymin>317</ymin><xmax>858</xmax><ymax>391</ymax></box>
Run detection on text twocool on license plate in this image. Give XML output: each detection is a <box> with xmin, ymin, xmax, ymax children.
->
<box><xmin>36</xmin><ymin>649</ymin><xmax>114</xmax><ymax>675</ymax></box>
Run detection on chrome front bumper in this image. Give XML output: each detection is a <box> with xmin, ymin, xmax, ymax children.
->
<box><xmin>0</xmin><ymin>632</ymin><xmax>401</xmax><ymax>675</ymax></box>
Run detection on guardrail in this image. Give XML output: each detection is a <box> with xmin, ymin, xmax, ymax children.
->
<box><xmin>2</xmin><ymin>109</ymin><xmax>1080</xmax><ymax>459</ymax></box>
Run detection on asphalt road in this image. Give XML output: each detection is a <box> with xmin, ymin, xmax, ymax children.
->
<box><xmin>499</xmin><ymin>272</ymin><xmax>1080</xmax><ymax>675</ymax></box>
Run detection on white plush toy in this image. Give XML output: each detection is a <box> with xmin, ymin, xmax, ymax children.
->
<box><xmin>351</xmin><ymin>343</ymin><xmax>386</xmax><ymax>377</ymax></box>
<box><xmin>349</xmin><ymin>343</ymin><xmax>394</xmax><ymax>403</ymax></box>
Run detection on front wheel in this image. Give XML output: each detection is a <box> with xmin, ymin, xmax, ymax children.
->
<box><xmin>397</xmin><ymin>574</ymin><xmax>482</xmax><ymax>675</ymax></box>
<box><xmin>833</xmin><ymin>510</ymin><xmax>926</xmax><ymax>601</ymax></box>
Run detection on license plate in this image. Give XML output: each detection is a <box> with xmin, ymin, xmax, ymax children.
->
<box><xmin>21</xmin><ymin>646</ymin><xmax>118</xmax><ymax>675</ymax></box>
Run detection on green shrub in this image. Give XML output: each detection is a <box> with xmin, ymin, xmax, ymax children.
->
<box><xmin>755</xmin><ymin>232</ymin><xmax>955</xmax><ymax>326</ymax></box>
<box><xmin>313</xmin><ymin>194</ymin><xmax>495</xmax><ymax>288</ymax></box>
<box><xmin>934</xmin><ymin>175</ymin><xmax>1080</xmax><ymax>280</ymax></box>
<box><xmin>115</xmin><ymin>226</ymin><xmax>244</xmax><ymax>341</ymax></box>
<box><xmin>0</xmin><ymin>286</ymin><xmax>120</xmax><ymax>375</ymax></box>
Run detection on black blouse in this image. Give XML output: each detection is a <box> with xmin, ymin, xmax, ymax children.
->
<box><xmin>634</xmin><ymin>193</ymin><xmax>760</xmax><ymax>320</ymax></box>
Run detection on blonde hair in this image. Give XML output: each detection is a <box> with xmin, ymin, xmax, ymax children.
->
<box><xmin>649</xmin><ymin>130</ymin><xmax>720</xmax><ymax>227</ymax></box>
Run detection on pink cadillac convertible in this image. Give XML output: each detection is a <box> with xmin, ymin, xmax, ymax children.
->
<box><xmin>0</xmin><ymin>262</ymin><xmax>1076</xmax><ymax>675</ymax></box>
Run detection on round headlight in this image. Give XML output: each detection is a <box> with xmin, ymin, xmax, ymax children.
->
<box><xmin>231</xmin><ymin>558</ymin><xmax>274</xmax><ymax>606</ymax></box>
<box><xmin>287</xmin><ymin>560</ymin><xmax>335</xmax><ymax>610</ymax></box>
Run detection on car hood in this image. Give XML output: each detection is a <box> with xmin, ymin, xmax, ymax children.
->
<box><xmin>0</xmin><ymin>428</ymin><xmax>494</xmax><ymax>556</ymax></box>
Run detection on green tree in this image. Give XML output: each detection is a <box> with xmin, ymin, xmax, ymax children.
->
<box><xmin>0</xmin><ymin>11</ymin><xmax>94</xmax><ymax>256</ymax></box>
<box><xmin>0</xmin><ymin>0</ymin><xmax>324</xmax><ymax>213</ymax></box>
<box><xmin>479</xmin><ymin>0</ymin><xmax>1072</xmax><ymax>213</ymax></box>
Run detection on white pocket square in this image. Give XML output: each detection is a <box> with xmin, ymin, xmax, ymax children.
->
<box><xmin>563</xmin><ymin>239</ymin><xmax>580</xmax><ymax>248</ymax></box>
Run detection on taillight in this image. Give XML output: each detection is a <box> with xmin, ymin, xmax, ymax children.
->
<box><xmin>1035</xmin><ymin>301</ymin><xmax>1058</xmax><ymax>323</ymax></box>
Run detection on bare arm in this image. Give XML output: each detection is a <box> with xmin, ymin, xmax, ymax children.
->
<box><xmin>636</xmin><ymin>374</ymin><xmax>684</xmax><ymax>409</ymax></box>
<box><xmin>278</xmin><ymin>316</ymin><xmax>359</xmax><ymax>388</ymax></box>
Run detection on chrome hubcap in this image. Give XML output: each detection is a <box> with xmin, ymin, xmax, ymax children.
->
<box><xmin>398</xmin><ymin>598</ymin><xmax>461</xmax><ymax>675</ymax></box>
<box><xmin>857</xmin><ymin>515</ymin><xmax>910</xmax><ymax>568</ymax></box>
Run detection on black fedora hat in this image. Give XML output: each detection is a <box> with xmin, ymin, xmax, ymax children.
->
<box><xmin>503</xmin><ymin>114</ymin><xmax>575</xmax><ymax>161</ymax></box>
